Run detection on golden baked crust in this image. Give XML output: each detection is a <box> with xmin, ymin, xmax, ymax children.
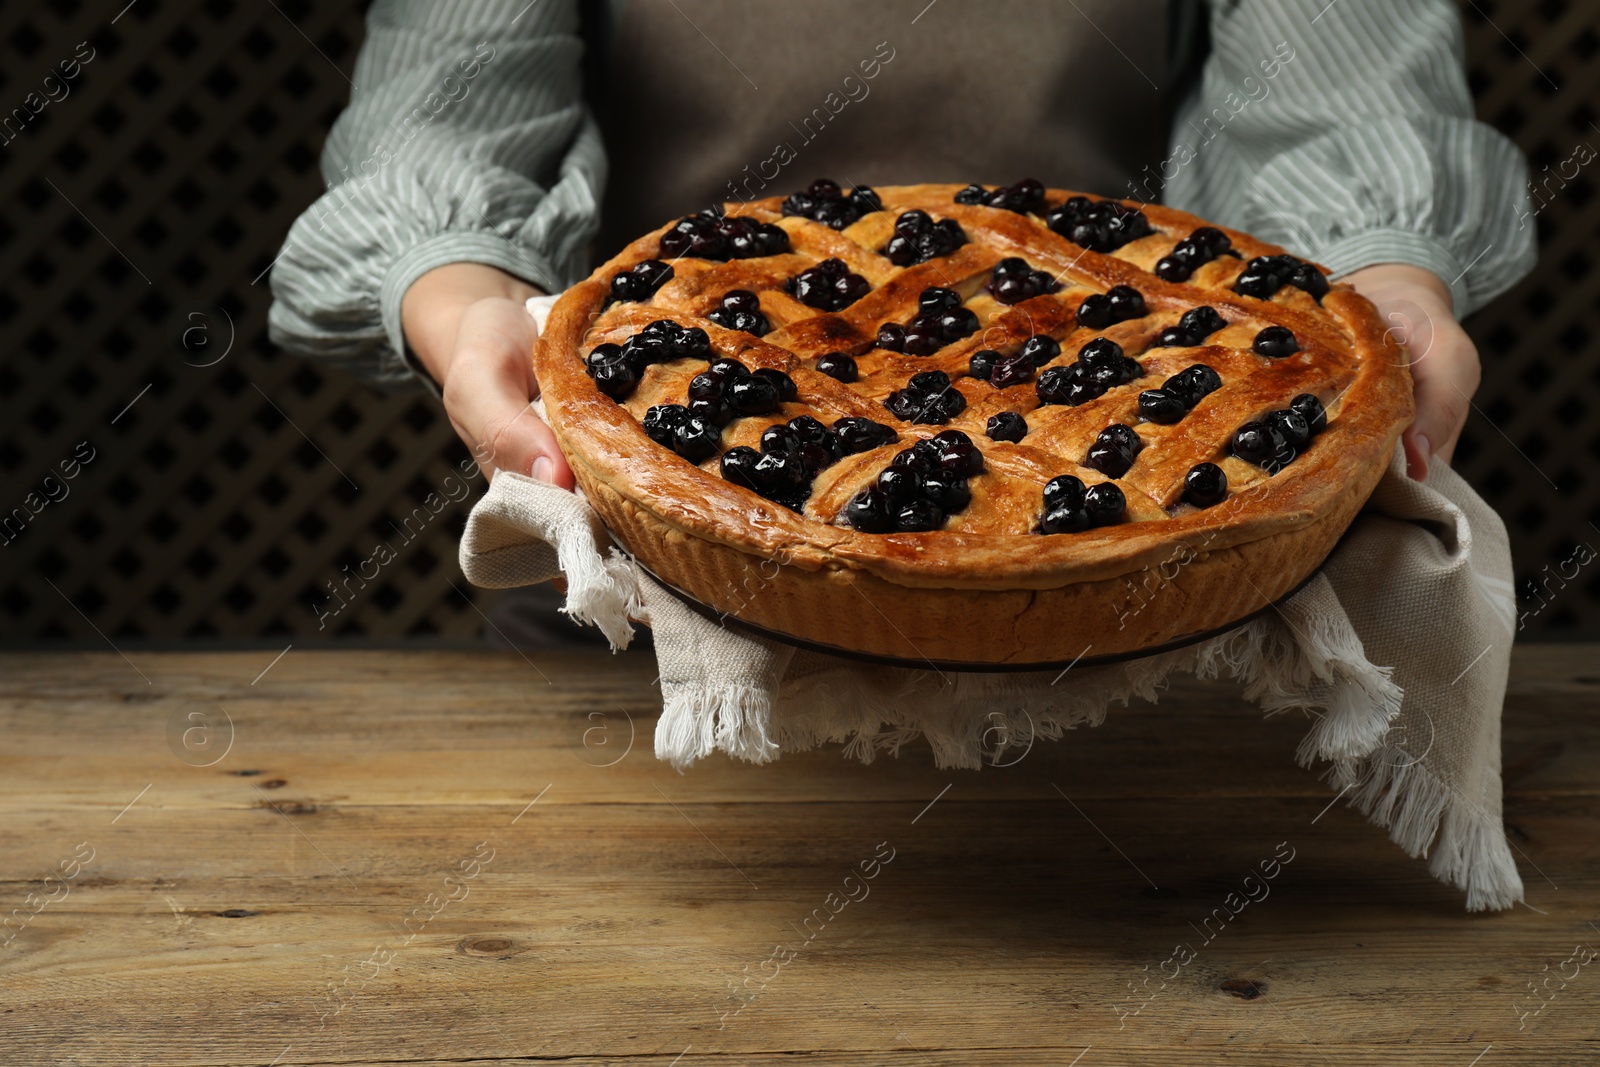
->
<box><xmin>534</xmin><ymin>183</ymin><xmax>1412</xmax><ymax>664</ymax></box>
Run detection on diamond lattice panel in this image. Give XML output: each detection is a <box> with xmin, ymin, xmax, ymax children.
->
<box><xmin>0</xmin><ymin>0</ymin><xmax>1596</xmax><ymax>643</ymax></box>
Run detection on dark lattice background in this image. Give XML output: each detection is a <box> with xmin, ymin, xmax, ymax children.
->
<box><xmin>0</xmin><ymin>0</ymin><xmax>1596</xmax><ymax>645</ymax></box>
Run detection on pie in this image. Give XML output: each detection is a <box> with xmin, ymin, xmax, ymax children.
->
<box><xmin>532</xmin><ymin>180</ymin><xmax>1412</xmax><ymax>667</ymax></box>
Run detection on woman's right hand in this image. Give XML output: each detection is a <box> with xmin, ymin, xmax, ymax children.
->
<box><xmin>400</xmin><ymin>262</ymin><xmax>575</xmax><ymax>489</ymax></box>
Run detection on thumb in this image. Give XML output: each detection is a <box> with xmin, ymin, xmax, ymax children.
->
<box><xmin>442</xmin><ymin>298</ymin><xmax>576</xmax><ymax>489</ymax></box>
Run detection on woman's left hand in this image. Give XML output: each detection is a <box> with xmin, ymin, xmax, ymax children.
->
<box><xmin>1342</xmin><ymin>263</ymin><xmax>1480</xmax><ymax>481</ymax></box>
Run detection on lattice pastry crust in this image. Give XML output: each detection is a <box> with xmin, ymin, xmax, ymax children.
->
<box><xmin>534</xmin><ymin>182</ymin><xmax>1412</xmax><ymax>665</ymax></box>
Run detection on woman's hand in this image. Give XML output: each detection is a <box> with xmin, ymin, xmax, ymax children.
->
<box><xmin>400</xmin><ymin>262</ymin><xmax>575</xmax><ymax>488</ymax></box>
<box><xmin>1342</xmin><ymin>263</ymin><xmax>1480</xmax><ymax>482</ymax></box>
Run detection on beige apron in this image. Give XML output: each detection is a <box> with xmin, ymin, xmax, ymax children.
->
<box><xmin>595</xmin><ymin>0</ymin><xmax>1168</xmax><ymax>254</ymax></box>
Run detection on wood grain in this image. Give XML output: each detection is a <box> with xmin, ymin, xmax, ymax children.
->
<box><xmin>0</xmin><ymin>649</ymin><xmax>1595</xmax><ymax>1066</ymax></box>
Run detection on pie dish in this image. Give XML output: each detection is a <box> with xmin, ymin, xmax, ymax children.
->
<box><xmin>533</xmin><ymin>180</ymin><xmax>1412</xmax><ymax>666</ymax></box>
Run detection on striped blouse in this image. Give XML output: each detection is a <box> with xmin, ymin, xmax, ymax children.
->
<box><xmin>266</xmin><ymin>0</ymin><xmax>1536</xmax><ymax>391</ymax></box>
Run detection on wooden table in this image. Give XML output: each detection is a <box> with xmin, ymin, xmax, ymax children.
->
<box><xmin>0</xmin><ymin>647</ymin><xmax>1594</xmax><ymax>1066</ymax></box>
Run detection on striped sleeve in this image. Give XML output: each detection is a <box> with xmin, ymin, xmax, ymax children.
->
<box><xmin>266</xmin><ymin>0</ymin><xmax>604</xmax><ymax>391</ymax></box>
<box><xmin>1164</xmin><ymin>0</ymin><xmax>1536</xmax><ymax>317</ymax></box>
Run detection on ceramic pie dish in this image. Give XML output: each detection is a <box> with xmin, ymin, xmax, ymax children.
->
<box><xmin>532</xmin><ymin>180</ymin><xmax>1412</xmax><ymax>667</ymax></box>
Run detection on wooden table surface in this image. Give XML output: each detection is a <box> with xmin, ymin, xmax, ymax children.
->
<box><xmin>0</xmin><ymin>646</ymin><xmax>1595</xmax><ymax>1067</ymax></box>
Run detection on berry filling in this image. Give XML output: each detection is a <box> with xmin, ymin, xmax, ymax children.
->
<box><xmin>719</xmin><ymin>412</ymin><xmax>852</xmax><ymax>510</ymax></box>
<box><xmin>1139</xmin><ymin>363</ymin><xmax>1222</xmax><ymax>424</ymax></box>
<box><xmin>1182</xmin><ymin>462</ymin><xmax>1228</xmax><ymax>508</ymax></box>
<box><xmin>583</xmin><ymin>319</ymin><xmax>712</xmax><ymax>400</ymax></box>
<box><xmin>879</xmin><ymin>209</ymin><xmax>968</xmax><ymax>265</ymax></box>
<box><xmin>1233</xmin><ymin>254</ymin><xmax>1329</xmax><ymax>302</ymax></box>
<box><xmin>1252</xmin><ymin>325</ymin><xmax>1300</xmax><ymax>358</ymax></box>
<box><xmin>1074</xmin><ymin>284</ymin><xmax>1148</xmax><ymax>329</ymax></box>
<box><xmin>1154</xmin><ymin>226</ymin><xmax>1234</xmax><ymax>283</ymax></box>
<box><xmin>1044</xmin><ymin>195</ymin><xmax>1153</xmax><ymax>253</ymax></box>
<box><xmin>1082</xmin><ymin>423</ymin><xmax>1143</xmax><ymax>479</ymax></box>
<box><xmin>781</xmin><ymin>178</ymin><xmax>883</xmax><ymax>230</ymax></box>
<box><xmin>884</xmin><ymin>369</ymin><xmax>967</xmax><ymax>424</ymax></box>
<box><xmin>659</xmin><ymin>207</ymin><xmax>789</xmax><ymax>261</ymax></box>
<box><xmin>608</xmin><ymin>259</ymin><xmax>674</xmax><ymax>303</ymax></box>
<box><xmin>1230</xmin><ymin>392</ymin><xmax>1327</xmax><ymax>473</ymax></box>
<box><xmin>788</xmin><ymin>257</ymin><xmax>871</xmax><ymax>311</ymax></box>
<box><xmin>953</xmin><ymin>178</ymin><xmax>1046</xmax><ymax>215</ymax></box>
<box><xmin>986</xmin><ymin>411</ymin><xmax>1029</xmax><ymax>442</ymax></box>
<box><xmin>877</xmin><ymin>287</ymin><xmax>980</xmax><ymax>355</ymax></box>
<box><xmin>1037</xmin><ymin>474</ymin><xmax>1125</xmax><ymax>534</ymax></box>
<box><xmin>1035</xmin><ymin>337</ymin><xmax>1144</xmax><ymax>407</ymax></box>
<box><xmin>706</xmin><ymin>289</ymin><xmax>770</xmax><ymax>336</ymax></box>
<box><xmin>844</xmin><ymin>430</ymin><xmax>985</xmax><ymax>534</ymax></box>
<box><xmin>815</xmin><ymin>351</ymin><xmax>858</xmax><ymax>382</ymax></box>
<box><xmin>987</xmin><ymin>257</ymin><xmax>1063</xmax><ymax>305</ymax></box>
<box><xmin>1153</xmin><ymin>305</ymin><xmax>1228</xmax><ymax>347</ymax></box>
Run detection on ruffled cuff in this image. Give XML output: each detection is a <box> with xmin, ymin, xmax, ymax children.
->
<box><xmin>1316</xmin><ymin>228</ymin><xmax>1470</xmax><ymax>316</ymax></box>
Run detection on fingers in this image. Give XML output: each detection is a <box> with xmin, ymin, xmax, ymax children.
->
<box><xmin>440</xmin><ymin>297</ymin><xmax>576</xmax><ymax>489</ymax></box>
<box><xmin>1402</xmin><ymin>317</ymin><xmax>1479</xmax><ymax>481</ymax></box>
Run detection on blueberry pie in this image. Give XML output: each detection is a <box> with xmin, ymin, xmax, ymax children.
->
<box><xmin>533</xmin><ymin>183</ymin><xmax>1412</xmax><ymax>666</ymax></box>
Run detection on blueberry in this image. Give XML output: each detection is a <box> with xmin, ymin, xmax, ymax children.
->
<box><xmin>1178</xmin><ymin>306</ymin><xmax>1227</xmax><ymax>341</ymax></box>
<box><xmin>1044</xmin><ymin>196</ymin><xmax>1153</xmax><ymax>253</ymax></box>
<box><xmin>781</xmin><ymin>180</ymin><xmax>882</xmax><ymax>229</ymax></box>
<box><xmin>642</xmin><ymin>403</ymin><xmax>691</xmax><ymax>447</ymax></box>
<box><xmin>968</xmin><ymin>349</ymin><xmax>999</xmax><ymax>380</ymax></box>
<box><xmin>1253</xmin><ymin>325</ymin><xmax>1299</xmax><ymax>358</ymax></box>
<box><xmin>845</xmin><ymin>487</ymin><xmax>896</xmax><ymax>532</ymax></box>
<box><xmin>921</xmin><ymin>474</ymin><xmax>972</xmax><ymax>512</ymax></box>
<box><xmin>1105</xmin><ymin>285</ymin><xmax>1146</xmax><ymax>320</ymax></box>
<box><xmin>936</xmin><ymin>306</ymin><xmax>979</xmax><ymax>339</ymax></box>
<box><xmin>834</xmin><ymin>417</ymin><xmax>899</xmax><ymax>454</ymax></box>
<box><xmin>891</xmin><ymin>445</ymin><xmax>937</xmax><ymax>473</ymax></box>
<box><xmin>707</xmin><ymin>290</ymin><xmax>770</xmax><ymax>336</ymax></box>
<box><xmin>720</xmin><ymin>446</ymin><xmax>763</xmax><ymax>490</ymax></box>
<box><xmin>877</xmin><ymin>323</ymin><xmax>908</xmax><ymax>352</ymax></box>
<box><xmin>706</xmin><ymin>357</ymin><xmax>750</xmax><ymax>382</ymax></box>
<box><xmin>1021</xmin><ymin>334</ymin><xmax>1061</xmax><ymax>366</ymax></box>
<box><xmin>591</xmin><ymin>361</ymin><xmax>638</xmax><ymax>399</ymax></box>
<box><xmin>760</xmin><ymin>424</ymin><xmax>801</xmax><ymax>454</ymax></box>
<box><xmin>883</xmin><ymin>390</ymin><xmax>921</xmax><ymax>421</ymax></box>
<box><xmin>788</xmin><ymin>257</ymin><xmax>870</xmax><ymax>311</ymax></box>
<box><xmin>901</xmin><ymin>323</ymin><xmax>943</xmax><ymax>356</ymax></box>
<box><xmin>909</xmin><ymin>369</ymin><xmax>952</xmax><ymax>395</ymax></box>
<box><xmin>1265</xmin><ymin>408</ymin><xmax>1311</xmax><ymax>452</ymax></box>
<box><xmin>904</xmin><ymin>385</ymin><xmax>965</xmax><ymax>424</ymax></box>
<box><xmin>919</xmin><ymin>287</ymin><xmax>963</xmax><ymax>312</ymax></box>
<box><xmin>1232</xmin><ymin>254</ymin><xmax>1328</xmax><ymax>302</ymax></box>
<box><xmin>933</xmin><ymin>431</ymin><xmax>984</xmax><ymax>477</ymax></box>
<box><xmin>1083</xmin><ymin>482</ymin><xmax>1126</xmax><ymax>526</ymax></box>
<box><xmin>1039</xmin><ymin>506</ymin><xmax>1090</xmax><ymax>534</ymax></box>
<box><xmin>895</xmin><ymin>498</ymin><xmax>945</xmax><ymax>532</ymax></box>
<box><xmin>1154</xmin><ymin>255</ymin><xmax>1189</xmax><ymax>283</ymax></box>
<box><xmin>1087</xmin><ymin>358</ymin><xmax>1140</xmax><ymax>387</ymax></box>
<box><xmin>1075</xmin><ymin>293</ymin><xmax>1112</xmax><ymax>330</ymax></box>
<box><xmin>1138</xmin><ymin>388</ymin><xmax>1186</xmax><ymax>424</ymax></box>
<box><xmin>787</xmin><ymin>414</ymin><xmax>830</xmax><ymax>444</ymax></box>
<box><xmin>1083</xmin><ymin>423</ymin><xmax>1142</xmax><ymax>478</ymax></box>
<box><xmin>1037</xmin><ymin>364</ymin><xmax>1105</xmax><ymax>406</ymax></box>
<box><xmin>584</xmin><ymin>343</ymin><xmax>626</xmax><ymax>373</ymax></box>
<box><xmin>752</xmin><ymin>450</ymin><xmax>805</xmax><ymax>493</ymax></box>
<box><xmin>609</xmin><ymin>260</ymin><xmax>674</xmax><ymax>303</ymax></box>
<box><xmin>816</xmin><ymin>352</ymin><xmax>858</xmax><ymax>382</ymax></box>
<box><xmin>727</xmin><ymin>375</ymin><xmax>781</xmax><ymax>415</ymax></box>
<box><xmin>1289</xmin><ymin>393</ymin><xmax>1327</xmax><ymax>435</ymax></box>
<box><xmin>687</xmin><ymin>371</ymin><xmax>723</xmax><ymax>401</ymax></box>
<box><xmin>797</xmin><ymin>441</ymin><xmax>834</xmax><ymax>476</ymax></box>
<box><xmin>877</xmin><ymin>466</ymin><xmax>923</xmax><ymax>505</ymax></box>
<box><xmin>954</xmin><ymin>183</ymin><xmax>988</xmax><ymax>205</ymax></box>
<box><xmin>986</xmin><ymin>411</ymin><xmax>1028</xmax><ymax>442</ymax></box>
<box><xmin>673</xmin><ymin>417</ymin><xmax>721</xmax><ymax>462</ymax></box>
<box><xmin>880</xmin><ymin>211</ymin><xmax>968</xmax><ymax>265</ymax></box>
<box><xmin>1078</xmin><ymin>337</ymin><xmax>1125</xmax><ymax>366</ymax></box>
<box><xmin>660</xmin><ymin>208</ymin><xmax>790</xmax><ymax>260</ymax></box>
<box><xmin>990</xmin><ymin>351</ymin><xmax>1034</xmax><ymax>389</ymax></box>
<box><xmin>1183</xmin><ymin>462</ymin><xmax>1228</xmax><ymax>508</ymax></box>
<box><xmin>988</xmin><ymin>258</ymin><xmax>1060</xmax><ymax>305</ymax></box>
<box><xmin>1231</xmin><ymin>420</ymin><xmax>1291</xmax><ymax>471</ymax></box>
<box><xmin>752</xmin><ymin>367</ymin><xmax>798</xmax><ymax>402</ymax></box>
<box><xmin>1043</xmin><ymin>474</ymin><xmax>1086</xmax><ymax>510</ymax></box>
<box><xmin>687</xmin><ymin>395</ymin><xmax>734</xmax><ymax>426</ymax></box>
<box><xmin>1164</xmin><ymin>364</ymin><xmax>1222</xmax><ymax>407</ymax></box>
<box><xmin>1155</xmin><ymin>326</ymin><xmax>1191</xmax><ymax>348</ymax></box>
